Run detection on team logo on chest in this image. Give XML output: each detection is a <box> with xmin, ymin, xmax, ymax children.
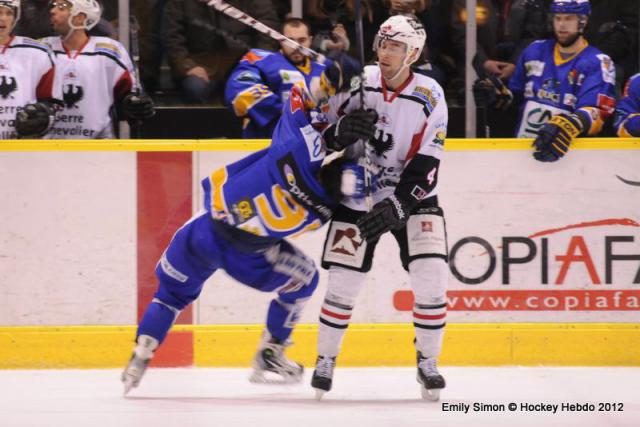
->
<box><xmin>63</xmin><ymin>69</ymin><xmax>83</xmax><ymax>108</ymax></box>
<box><xmin>0</xmin><ymin>75</ymin><xmax>17</xmax><ymax>99</ymax></box>
<box><xmin>63</xmin><ymin>84</ymin><xmax>84</xmax><ymax>108</ymax></box>
<box><xmin>370</xmin><ymin>128</ymin><xmax>394</xmax><ymax>157</ymax></box>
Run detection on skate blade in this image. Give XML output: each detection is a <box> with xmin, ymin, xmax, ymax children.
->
<box><xmin>249</xmin><ymin>369</ymin><xmax>302</xmax><ymax>385</ymax></box>
<box><xmin>314</xmin><ymin>389</ymin><xmax>326</xmax><ymax>401</ymax></box>
<box><xmin>122</xmin><ymin>377</ymin><xmax>135</xmax><ymax>396</ymax></box>
<box><xmin>421</xmin><ymin>386</ymin><xmax>440</xmax><ymax>401</ymax></box>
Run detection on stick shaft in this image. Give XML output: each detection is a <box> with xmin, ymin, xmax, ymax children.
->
<box><xmin>206</xmin><ymin>0</ymin><xmax>324</xmax><ymax>62</ymax></box>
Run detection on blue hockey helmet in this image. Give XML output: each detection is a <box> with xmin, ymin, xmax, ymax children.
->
<box><xmin>550</xmin><ymin>0</ymin><xmax>591</xmax><ymax>16</ymax></box>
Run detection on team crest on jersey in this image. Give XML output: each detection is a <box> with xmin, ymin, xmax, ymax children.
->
<box><xmin>433</xmin><ymin>130</ymin><xmax>446</xmax><ymax>146</ymax></box>
<box><xmin>370</xmin><ymin>129</ymin><xmax>394</xmax><ymax>157</ymax></box>
<box><xmin>537</xmin><ymin>79</ymin><xmax>561</xmax><ymax>104</ymax></box>
<box><xmin>63</xmin><ymin>84</ymin><xmax>84</xmax><ymax>108</ymax></box>
<box><xmin>0</xmin><ymin>75</ymin><xmax>17</xmax><ymax>99</ymax></box>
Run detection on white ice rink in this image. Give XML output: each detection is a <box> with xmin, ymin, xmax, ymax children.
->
<box><xmin>1</xmin><ymin>367</ymin><xmax>638</xmax><ymax>427</ymax></box>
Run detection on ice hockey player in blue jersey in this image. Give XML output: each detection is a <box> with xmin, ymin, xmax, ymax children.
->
<box><xmin>225</xmin><ymin>17</ymin><xmax>360</xmax><ymax>139</ymax></box>
<box><xmin>614</xmin><ymin>73</ymin><xmax>640</xmax><ymax>137</ymax></box>
<box><xmin>509</xmin><ymin>0</ymin><xmax>616</xmax><ymax>162</ymax></box>
<box><xmin>121</xmin><ymin>82</ymin><xmax>378</xmax><ymax>394</ymax></box>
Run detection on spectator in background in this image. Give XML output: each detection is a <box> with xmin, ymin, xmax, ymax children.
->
<box><xmin>400</xmin><ymin>0</ymin><xmax>452</xmax><ymax>88</ymax></box>
<box><xmin>450</xmin><ymin>0</ymin><xmax>518</xmax><ymax>83</ymax></box>
<box><xmin>584</xmin><ymin>0</ymin><xmax>639</xmax><ymax>85</ymax></box>
<box><xmin>271</xmin><ymin>0</ymin><xmax>292</xmax><ymax>22</ymax></box>
<box><xmin>614</xmin><ymin>73</ymin><xmax>640</xmax><ymax>137</ymax></box>
<box><xmin>163</xmin><ymin>0</ymin><xmax>280</xmax><ymax>104</ymax></box>
<box><xmin>225</xmin><ymin>18</ymin><xmax>346</xmax><ymax>138</ymax></box>
<box><xmin>383</xmin><ymin>0</ymin><xmax>427</xmax><ymax>15</ymax></box>
<box><xmin>306</xmin><ymin>0</ymin><xmax>387</xmax><ymax>64</ymax></box>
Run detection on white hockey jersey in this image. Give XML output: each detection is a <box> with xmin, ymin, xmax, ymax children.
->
<box><xmin>41</xmin><ymin>36</ymin><xmax>137</xmax><ymax>139</ymax></box>
<box><xmin>316</xmin><ymin>65</ymin><xmax>448</xmax><ymax>211</ymax></box>
<box><xmin>0</xmin><ymin>36</ymin><xmax>60</xmax><ymax>140</ymax></box>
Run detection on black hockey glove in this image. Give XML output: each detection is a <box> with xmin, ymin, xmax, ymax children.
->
<box><xmin>123</xmin><ymin>92</ymin><xmax>155</xmax><ymax>121</ymax></box>
<box><xmin>15</xmin><ymin>102</ymin><xmax>57</xmax><ymax>138</ymax></box>
<box><xmin>533</xmin><ymin>113</ymin><xmax>585</xmax><ymax>162</ymax></box>
<box><xmin>323</xmin><ymin>109</ymin><xmax>378</xmax><ymax>151</ymax></box>
<box><xmin>472</xmin><ymin>75</ymin><xmax>513</xmax><ymax>110</ymax></box>
<box><xmin>356</xmin><ymin>194</ymin><xmax>409</xmax><ymax>242</ymax></box>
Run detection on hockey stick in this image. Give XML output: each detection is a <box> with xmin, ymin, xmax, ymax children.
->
<box><xmin>354</xmin><ymin>0</ymin><xmax>374</xmax><ymax>211</ymax></box>
<box><xmin>204</xmin><ymin>0</ymin><xmax>325</xmax><ymax>63</ymax></box>
<box><xmin>129</xmin><ymin>15</ymin><xmax>144</xmax><ymax>139</ymax></box>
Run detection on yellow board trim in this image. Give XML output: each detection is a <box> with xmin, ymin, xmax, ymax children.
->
<box><xmin>1</xmin><ymin>138</ymin><xmax>638</xmax><ymax>152</ymax></box>
<box><xmin>1</xmin><ymin>323</ymin><xmax>639</xmax><ymax>369</ymax></box>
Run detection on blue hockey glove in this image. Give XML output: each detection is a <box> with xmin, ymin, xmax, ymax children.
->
<box><xmin>340</xmin><ymin>159</ymin><xmax>379</xmax><ymax>200</ymax></box>
<box><xmin>533</xmin><ymin>113</ymin><xmax>584</xmax><ymax>162</ymax></box>
<box><xmin>356</xmin><ymin>194</ymin><xmax>409</xmax><ymax>242</ymax></box>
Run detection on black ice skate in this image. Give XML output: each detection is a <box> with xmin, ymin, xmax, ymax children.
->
<box><xmin>416</xmin><ymin>351</ymin><xmax>446</xmax><ymax>401</ymax></box>
<box><xmin>121</xmin><ymin>335</ymin><xmax>158</xmax><ymax>395</ymax></box>
<box><xmin>311</xmin><ymin>355</ymin><xmax>336</xmax><ymax>400</ymax></box>
<box><xmin>250</xmin><ymin>332</ymin><xmax>303</xmax><ymax>384</ymax></box>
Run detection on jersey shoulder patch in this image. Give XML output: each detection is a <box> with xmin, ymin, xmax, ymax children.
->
<box><xmin>17</xmin><ymin>37</ymin><xmax>49</xmax><ymax>50</ymax></box>
<box><xmin>95</xmin><ymin>41</ymin><xmax>123</xmax><ymax>59</ymax></box>
<box><xmin>241</xmin><ymin>49</ymin><xmax>272</xmax><ymax>64</ymax></box>
<box><xmin>411</xmin><ymin>75</ymin><xmax>444</xmax><ymax>113</ymax></box>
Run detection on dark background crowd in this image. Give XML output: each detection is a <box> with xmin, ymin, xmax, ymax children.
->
<box><xmin>14</xmin><ymin>0</ymin><xmax>640</xmax><ymax>136</ymax></box>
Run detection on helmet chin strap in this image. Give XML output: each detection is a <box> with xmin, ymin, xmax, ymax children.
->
<box><xmin>63</xmin><ymin>14</ymin><xmax>86</xmax><ymax>41</ymax></box>
<box><xmin>383</xmin><ymin>49</ymin><xmax>418</xmax><ymax>87</ymax></box>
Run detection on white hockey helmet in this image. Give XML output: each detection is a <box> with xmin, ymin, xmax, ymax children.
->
<box><xmin>0</xmin><ymin>0</ymin><xmax>21</xmax><ymax>26</ymax></box>
<box><xmin>66</xmin><ymin>0</ymin><xmax>102</xmax><ymax>31</ymax></box>
<box><xmin>374</xmin><ymin>15</ymin><xmax>427</xmax><ymax>66</ymax></box>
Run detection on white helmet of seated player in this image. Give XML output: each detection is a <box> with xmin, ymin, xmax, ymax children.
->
<box><xmin>0</xmin><ymin>0</ymin><xmax>21</xmax><ymax>30</ymax></box>
<box><xmin>50</xmin><ymin>0</ymin><xmax>101</xmax><ymax>33</ymax></box>
<box><xmin>67</xmin><ymin>0</ymin><xmax>101</xmax><ymax>30</ymax></box>
<box><xmin>373</xmin><ymin>15</ymin><xmax>427</xmax><ymax>81</ymax></box>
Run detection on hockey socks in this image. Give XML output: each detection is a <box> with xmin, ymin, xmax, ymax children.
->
<box><xmin>137</xmin><ymin>298</ymin><xmax>180</xmax><ymax>344</ymax></box>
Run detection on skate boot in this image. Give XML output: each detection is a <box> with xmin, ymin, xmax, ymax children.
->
<box><xmin>416</xmin><ymin>351</ymin><xmax>445</xmax><ymax>401</ymax></box>
<box><xmin>121</xmin><ymin>335</ymin><xmax>159</xmax><ymax>395</ymax></box>
<box><xmin>249</xmin><ymin>332</ymin><xmax>303</xmax><ymax>384</ymax></box>
<box><xmin>311</xmin><ymin>355</ymin><xmax>336</xmax><ymax>400</ymax></box>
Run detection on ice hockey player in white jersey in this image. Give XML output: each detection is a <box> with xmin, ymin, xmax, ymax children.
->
<box><xmin>311</xmin><ymin>15</ymin><xmax>449</xmax><ymax>401</ymax></box>
<box><xmin>0</xmin><ymin>0</ymin><xmax>62</xmax><ymax>140</ymax></box>
<box><xmin>42</xmin><ymin>0</ymin><xmax>154</xmax><ymax>139</ymax></box>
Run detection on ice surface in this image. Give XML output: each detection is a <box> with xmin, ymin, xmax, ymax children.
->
<box><xmin>1</xmin><ymin>367</ymin><xmax>638</xmax><ymax>426</ymax></box>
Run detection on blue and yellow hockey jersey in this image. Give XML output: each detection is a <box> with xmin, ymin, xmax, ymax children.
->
<box><xmin>203</xmin><ymin>86</ymin><xmax>334</xmax><ymax>243</ymax></box>
<box><xmin>509</xmin><ymin>39</ymin><xmax>616</xmax><ymax>137</ymax></box>
<box><xmin>225</xmin><ymin>49</ymin><xmax>330</xmax><ymax>139</ymax></box>
<box><xmin>614</xmin><ymin>73</ymin><xmax>640</xmax><ymax>137</ymax></box>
